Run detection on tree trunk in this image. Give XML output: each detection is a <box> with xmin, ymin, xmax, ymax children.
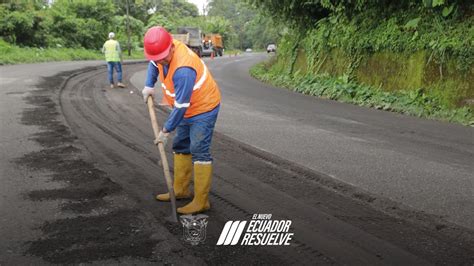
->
<box><xmin>125</xmin><ymin>0</ymin><xmax>131</xmax><ymax>56</ymax></box>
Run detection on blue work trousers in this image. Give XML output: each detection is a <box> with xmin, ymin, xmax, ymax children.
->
<box><xmin>107</xmin><ymin>61</ymin><xmax>122</xmax><ymax>84</ymax></box>
<box><xmin>172</xmin><ymin>112</ymin><xmax>218</xmax><ymax>162</ymax></box>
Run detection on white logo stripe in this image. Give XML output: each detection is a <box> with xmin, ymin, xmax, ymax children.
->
<box><xmin>223</xmin><ymin>221</ymin><xmax>242</xmax><ymax>245</ymax></box>
<box><xmin>224</xmin><ymin>221</ymin><xmax>240</xmax><ymax>245</ymax></box>
<box><xmin>231</xmin><ymin>221</ymin><xmax>247</xmax><ymax>245</ymax></box>
<box><xmin>216</xmin><ymin>221</ymin><xmax>233</xmax><ymax>245</ymax></box>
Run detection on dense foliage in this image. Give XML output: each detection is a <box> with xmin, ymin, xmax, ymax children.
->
<box><xmin>207</xmin><ymin>0</ymin><xmax>282</xmax><ymax>49</ymax></box>
<box><xmin>248</xmin><ymin>0</ymin><xmax>473</xmax><ymax>27</ymax></box>
<box><xmin>249</xmin><ymin>0</ymin><xmax>473</xmax><ymax>71</ymax></box>
<box><xmin>0</xmin><ymin>38</ymin><xmax>143</xmax><ymax>64</ymax></box>
<box><xmin>0</xmin><ymin>1</ymin><xmax>118</xmax><ymax>49</ymax></box>
<box><xmin>248</xmin><ymin>0</ymin><xmax>473</xmax><ymax>124</ymax></box>
<box><xmin>0</xmin><ymin>0</ymin><xmax>280</xmax><ymax>53</ymax></box>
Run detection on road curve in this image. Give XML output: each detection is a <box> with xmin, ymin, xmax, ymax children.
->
<box><xmin>61</xmin><ymin>56</ymin><xmax>473</xmax><ymax>263</ymax></box>
<box><xmin>1</xmin><ymin>56</ymin><xmax>473</xmax><ymax>264</ymax></box>
<box><xmin>135</xmin><ymin>54</ymin><xmax>474</xmax><ymax>230</ymax></box>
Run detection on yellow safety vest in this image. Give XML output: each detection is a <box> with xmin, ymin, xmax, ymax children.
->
<box><xmin>103</xmin><ymin>40</ymin><xmax>121</xmax><ymax>62</ymax></box>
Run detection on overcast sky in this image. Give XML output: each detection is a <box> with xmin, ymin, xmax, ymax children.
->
<box><xmin>186</xmin><ymin>0</ymin><xmax>208</xmax><ymax>15</ymax></box>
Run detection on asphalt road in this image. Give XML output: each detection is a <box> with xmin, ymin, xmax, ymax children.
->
<box><xmin>1</xmin><ymin>55</ymin><xmax>473</xmax><ymax>264</ymax></box>
<box><xmin>0</xmin><ymin>61</ymin><xmax>105</xmax><ymax>265</ymax></box>
<box><xmin>135</xmin><ymin>53</ymin><xmax>474</xmax><ymax>230</ymax></box>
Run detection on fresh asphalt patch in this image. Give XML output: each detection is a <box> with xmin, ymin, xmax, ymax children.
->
<box><xmin>14</xmin><ymin>68</ymin><xmax>281</xmax><ymax>265</ymax></box>
<box><xmin>26</xmin><ymin>210</ymin><xmax>160</xmax><ymax>264</ymax></box>
<box><xmin>14</xmin><ymin>70</ymin><xmax>164</xmax><ymax>264</ymax></box>
<box><xmin>12</xmin><ymin>65</ymin><xmax>474</xmax><ymax>264</ymax></box>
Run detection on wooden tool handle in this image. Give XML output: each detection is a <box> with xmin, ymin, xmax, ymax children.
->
<box><xmin>147</xmin><ymin>96</ymin><xmax>178</xmax><ymax>223</ymax></box>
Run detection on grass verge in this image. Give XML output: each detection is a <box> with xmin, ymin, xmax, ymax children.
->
<box><xmin>250</xmin><ymin>61</ymin><xmax>473</xmax><ymax>126</ymax></box>
<box><xmin>0</xmin><ymin>40</ymin><xmax>144</xmax><ymax>65</ymax></box>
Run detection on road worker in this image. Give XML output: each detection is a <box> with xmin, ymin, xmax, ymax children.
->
<box><xmin>102</xmin><ymin>32</ymin><xmax>126</xmax><ymax>89</ymax></box>
<box><xmin>142</xmin><ymin>26</ymin><xmax>221</xmax><ymax>214</ymax></box>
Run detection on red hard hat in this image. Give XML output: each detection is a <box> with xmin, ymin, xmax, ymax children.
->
<box><xmin>144</xmin><ymin>26</ymin><xmax>172</xmax><ymax>61</ymax></box>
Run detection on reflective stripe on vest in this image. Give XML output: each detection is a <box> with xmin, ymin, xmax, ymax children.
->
<box><xmin>156</xmin><ymin>39</ymin><xmax>221</xmax><ymax>118</ymax></box>
<box><xmin>104</xmin><ymin>40</ymin><xmax>120</xmax><ymax>62</ymax></box>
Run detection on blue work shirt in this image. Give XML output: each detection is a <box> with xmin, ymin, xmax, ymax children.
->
<box><xmin>145</xmin><ymin>61</ymin><xmax>219</xmax><ymax>132</ymax></box>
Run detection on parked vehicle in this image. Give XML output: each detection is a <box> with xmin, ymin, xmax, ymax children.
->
<box><xmin>173</xmin><ymin>27</ymin><xmax>204</xmax><ymax>57</ymax></box>
<box><xmin>172</xmin><ymin>28</ymin><xmax>225</xmax><ymax>58</ymax></box>
<box><xmin>202</xmin><ymin>34</ymin><xmax>224</xmax><ymax>57</ymax></box>
<box><xmin>209</xmin><ymin>34</ymin><xmax>224</xmax><ymax>56</ymax></box>
<box><xmin>201</xmin><ymin>37</ymin><xmax>214</xmax><ymax>57</ymax></box>
<box><xmin>267</xmin><ymin>44</ymin><xmax>276</xmax><ymax>53</ymax></box>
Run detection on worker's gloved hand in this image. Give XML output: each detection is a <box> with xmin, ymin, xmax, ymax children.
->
<box><xmin>142</xmin><ymin>86</ymin><xmax>155</xmax><ymax>103</ymax></box>
<box><xmin>154</xmin><ymin>130</ymin><xmax>169</xmax><ymax>146</ymax></box>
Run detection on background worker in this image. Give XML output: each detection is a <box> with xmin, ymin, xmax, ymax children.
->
<box><xmin>102</xmin><ymin>32</ymin><xmax>125</xmax><ymax>89</ymax></box>
<box><xmin>141</xmin><ymin>26</ymin><xmax>221</xmax><ymax>215</ymax></box>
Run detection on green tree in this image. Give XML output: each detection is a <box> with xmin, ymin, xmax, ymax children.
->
<box><xmin>154</xmin><ymin>0</ymin><xmax>199</xmax><ymax>20</ymax></box>
<box><xmin>204</xmin><ymin>16</ymin><xmax>232</xmax><ymax>38</ymax></box>
<box><xmin>111</xmin><ymin>15</ymin><xmax>145</xmax><ymax>50</ymax></box>
<box><xmin>0</xmin><ymin>3</ymin><xmax>52</xmax><ymax>47</ymax></box>
<box><xmin>207</xmin><ymin>0</ymin><xmax>239</xmax><ymax>18</ymax></box>
<box><xmin>147</xmin><ymin>13</ymin><xmax>175</xmax><ymax>31</ymax></box>
<box><xmin>248</xmin><ymin>0</ymin><xmax>473</xmax><ymax>28</ymax></box>
<box><xmin>207</xmin><ymin>0</ymin><xmax>282</xmax><ymax>49</ymax></box>
<box><xmin>145</xmin><ymin>0</ymin><xmax>200</xmax><ymax>31</ymax></box>
<box><xmin>113</xmin><ymin>0</ymin><xmax>160</xmax><ymax>24</ymax></box>
<box><xmin>48</xmin><ymin>0</ymin><xmax>116</xmax><ymax>49</ymax></box>
<box><xmin>245</xmin><ymin>14</ymin><xmax>282</xmax><ymax>49</ymax></box>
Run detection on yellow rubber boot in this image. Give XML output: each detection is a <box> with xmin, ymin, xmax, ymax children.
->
<box><xmin>156</xmin><ymin>153</ymin><xmax>192</xmax><ymax>201</ymax></box>
<box><xmin>177</xmin><ymin>162</ymin><xmax>212</xmax><ymax>214</ymax></box>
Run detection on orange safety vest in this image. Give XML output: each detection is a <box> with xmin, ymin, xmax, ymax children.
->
<box><xmin>157</xmin><ymin>39</ymin><xmax>221</xmax><ymax>118</ymax></box>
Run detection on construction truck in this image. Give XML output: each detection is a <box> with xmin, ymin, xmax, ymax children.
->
<box><xmin>172</xmin><ymin>27</ymin><xmax>204</xmax><ymax>57</ymax></box>
<box><xmin>203</xmin><ymin>34</ymin><xmax>224</xmax><ymax>57</ymax></box>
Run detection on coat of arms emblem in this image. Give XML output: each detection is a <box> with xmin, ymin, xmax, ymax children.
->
<box><xmin>180</xmin><ymin>214</ymin><xmax>209</xmax><ymax>245</ymax></box>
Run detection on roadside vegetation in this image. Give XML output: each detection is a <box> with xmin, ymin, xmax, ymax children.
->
<box><xmin>0</xmin><ymin>1</ymin><xmax>278</xmax><ymax>65</ymax></box>
<box><xmin>0</xmin><ymin>39</ymin><xmax>144</xmax><ymax>64</ymax></box>
<box><xmin>251</xmin><ymin>60</ymin><xmax>473</xmax><ymax>125</ymax></box>
<box><xmin>249</xmin><ymin>0</ymin><xmax>473</xmax><ymax>125</ymax></box>
<box><xmin>2</xmin><ymin>1</ymin><xmax>471</xmax><ymax>124</ymax></box>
